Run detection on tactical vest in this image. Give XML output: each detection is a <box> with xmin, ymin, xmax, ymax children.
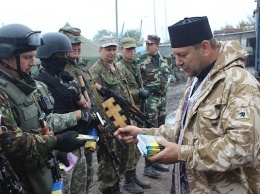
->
<box><xmin>0</xmin><ymin>78</ymin><xmax>53</xmax><ymax>194</ymax></box>
<box><xmin>0</xmin><ymin>78</ymin><xmax>40</xmax><ymax>132</ymax></box>
<box><xmin>34</xmin><ymin>69</ymin><xmax>81</xmax><ymax>133</ymax></box>
<box><xmin>34</xmin><ymin>68</ymin><xmax>79</xmax><ymax>114</ymax></box>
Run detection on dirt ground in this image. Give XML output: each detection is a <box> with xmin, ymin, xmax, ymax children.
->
<box><xmin>91</xmin><ymin>82</ymin><xmax>186</xmax><ymax>194</ymax></box>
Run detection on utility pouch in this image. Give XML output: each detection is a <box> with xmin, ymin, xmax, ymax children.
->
<box><xmin>39</xmin><ymin>96</ymin><xmax>53</xmax><ymax>114</ymax></box>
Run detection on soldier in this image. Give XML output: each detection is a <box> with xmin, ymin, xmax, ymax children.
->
<box><xmin>33</xmin><ymin>32</ymin><xmax>93</xmax><ymax>194</ymax></box>
<box><xmin>116</xmin><ymin>37</ymin><xmax>151</xmax><ymax>193</ymax></box>
<box><xmin>114</xmin><ymin>16</ymin><xmax>260</xmax><ymax>194</ymax></box>
<box><xmin>59</xmin><ymin>25</ymin><xmax>97</xmax><ymax>193</ymax></box>
<box><xmin>139</xmin><ymin>35</ymin><xmax>170</xmax><ymax>178</ymax></box>
<box><xmin>89</xmin><ymin>35</ymin><xmax>133</xmax><ymax>194</ymax></box>
<box><xmin>0</xmin><ymin>24</ymin><xmax>87</xmax><ymax>194</ymax></box>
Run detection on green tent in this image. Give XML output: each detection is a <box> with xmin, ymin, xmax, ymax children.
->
<box><xmin>61</xmin><ymin>22</ymin><xmax>100</xmax><ymax>68</ymax></box>
<box><xmin>32</xmin><ymin>23</ymin><xmax>100</xmax><ymax>72</ymax></box>
<box><xmin>80</xmin><ymin>34</ymin><xmax>100</xmax><ymax>68</ymax></box>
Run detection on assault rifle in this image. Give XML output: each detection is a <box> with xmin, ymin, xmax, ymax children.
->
<box><xmin>46</xmin><ymin>153</ymin><xmax>64</xmax><ymax>194</ymax></box>
<box><xmin>77</xmin><ymin>75</ymin><xmax>125</xmax><ymax>180</ymax></box>
<box><xmin>90</xmin><ymin>107</ymin><xmax>125</xmax><ymax>180</ymax></box>
<box><xmin>95</xmin><ymin>83</ymin><xmax>156</xmax><ymax>128</ymax></box>
<box><xmin>39</xmin><ymin>115</ymin><xmax>64</xmax><ymax>193</ymax></box>
<box><xmin>0</xmin><ymin>153</ymin><xmax>24</xmax><ymax>194</ymax></box>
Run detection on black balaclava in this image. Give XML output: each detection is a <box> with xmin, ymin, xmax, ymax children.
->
<box><xmin>40</xmin><ymin>55</ymin><xmax>68</xmax><ymax>76</ymax></box>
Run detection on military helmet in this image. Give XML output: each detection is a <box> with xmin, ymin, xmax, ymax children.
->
<box><xmin>0</xmin><ymin>24</ymin><xmax>43</xmax><ymax>57</ymax></box>
<box><xmin>36</xmin><ymin>32</ymin><xmax>72</xmax><ymax>59</ymax></box>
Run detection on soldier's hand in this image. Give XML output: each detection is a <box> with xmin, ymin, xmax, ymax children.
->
<box><xmin>57</xmin><ymin>151</ymin><xmax>70</xmax><ymax>167</ymax></box>
<box><xmin>54</xmin><ymin>131</ymin><xmax>86</xmax><ymax>152</ymax></box>
<box><xmin>81</xmin><ymin>110</ymin><xmax>93</xmax><ymax>125</ymax></box>
<box><xmin>139</xmin><ymin>89</ymin><xmax>150</xmax><ymax>100</ymax></box>
<box><xmin>40</xmin><ymin>122</ymin><xmax>52</xmax><ymax>136</ymax></box>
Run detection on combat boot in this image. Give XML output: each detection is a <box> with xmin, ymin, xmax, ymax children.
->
<box><xmin>152</xmin><ymin>163</ymin><xmax>169</xmax><ymax>172</ymax></box>
<box><xmin>143</xmin><ymin>165</ymin><xmax>161</xmax><ymax>179</ymax></box>
<box><xmin>132</xmin><ymin>168</ymin><xmax>151</xmax><ymax>189</ymax></box>
<box><xmin>123</xmin><ymin>170</ymin><xmax>144</xmax><ymax>193</ymax></box>
<box><xmin>102</xmin><ymin>187</ymin><xmax>111</xmax><ymax>194</ymax></box>
<box><xmin>110</xmin><ymin>181</ymin><xmax>122</xmax><ymax>194</ymax></box>
<box><xmin>102</xmin><ymin>182</ymin><xmax>122</xmax><ymax>194</ymax></box>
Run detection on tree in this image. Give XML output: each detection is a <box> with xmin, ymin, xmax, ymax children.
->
<box><xmin>92</xmin><ymin>28</ymin><xmax>145</xmax><ymax>47</ymax></box>
<box><xmin>221</xmin><ymin>24</ymin><xmax>234</xmax><ymax>30</ymax></box>
<box><xmin>92</xmin><ymin>29</ymin><xmax>116</xmax><ymax>45</ymax></box>
<box><xmin>218</xmin><ymin>15</ymin><xmax>255</xmax><ymax>31</ymax></box>
<box><xmin>237</xmin><ymin>16</ymin><xmax>255</xmax><ymax>30</ymax></box>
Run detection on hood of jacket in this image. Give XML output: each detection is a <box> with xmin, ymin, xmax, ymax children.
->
<box><xmin>209</xmin><ymin>40</ymin><xmax>248</xmax><ymax>81</ymax></box>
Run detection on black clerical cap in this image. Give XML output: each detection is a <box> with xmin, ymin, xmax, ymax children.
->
<box><xmin>168</xmin><ymin>16</ymin><xmax>213</xmax><ymax>48</ymax></box>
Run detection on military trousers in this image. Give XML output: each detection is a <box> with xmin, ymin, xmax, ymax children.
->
<box><xmin>60</xmin><ymin>147</ymin><xmax>87</xmax><ymax>194</ymax></box>
<box><xmin>147</xmin><ymin>95</ymin><xmax>167</xmax><ymax>127</ymax></box>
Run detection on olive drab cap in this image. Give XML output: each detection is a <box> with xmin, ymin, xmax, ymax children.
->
<box><xmin>144</xmin><ymin>35</ymin><xmax>160</xmax><ymax>44</ymax></box>
<box><xmin>59</xmin><ymin>25</ymin><xmax>84</xmax><ymax>44</ymax></box>
<box><xmin>120</xmin><ymin>37</ymin><xmax>137</xmax><ymax>48</ymax></box>
<box><xmin>168</xmin><ymin>16</ymin><xmax>213</xmax><ymax>48</ymax></box>
<box><xmin>99</xmin><ymin>36</ymin><xmax>117</xmax><ymax>48</ymax></box>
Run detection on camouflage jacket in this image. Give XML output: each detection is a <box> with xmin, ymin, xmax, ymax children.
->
<box><xmin>89</xmin><ymin>58</ymin><xmax>131</xmax><ymax>101</ymax></box>
<box><xmin>89</xmin><ymin>58</ymin><xmax>132</xmax><ymax>128</ymax></box>
<box><xmin>0</xmin><ymin>69</ymin><xmax>78</xmax><ymax>158</ymax></box>
<box><xmin>65</xmin><ymin>57</ymin><xmax>104</xmax><ymax>131</ymax></box>
<box><xmin>115</xmin><ymin>57</ymin><xmax>141</xmax><ymax>103</ymax></box>
<box><xmin>142</xmin><ymin>41</ymin><xmax>260</xmax><ymax>193</ymax></box>
<box><xmin>65</xmin><ymin>57</ymin><xmax>96</xmax><ymax>104</ymax></box>
<box><xmin>139</xmin><ymin>53</ymin><xmax>170</xmax><ymax>94</ymax></box>
<box><xmin>0</xmin><ymin>69</ymin><xmax>56</xmax><ymax>159</ymax></box>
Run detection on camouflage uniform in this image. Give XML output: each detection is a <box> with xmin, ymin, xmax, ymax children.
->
<box><xmin>116</xmin><ymin>57</ymin><xmax>141</xmax><ymax>104</ymax></box>
<box><xmin>59</xmin><ymin>24</ymin><xmax>96</xmax><ymax>193</ymax></box>
<box><xmin>0</xmin><ymin>69</ymin><xmax>79</xmax><ymax>194</ymax></box>
<box><xmin>65</xmin><ymin>58</ymin><xmax>96</xmax><ymax>193</ymax></box>
<box><xmin>139</xmin><ymin>53</ymin><xmax>170</xmax><ymax>127</ymax></box>
<box><xmin>116</xmin><ymin>57</ymin><xmax>141</xmax><ymax>172</ymax></box>
<box><xmin>141</xmin><ymin>41</ymin><xmax>260</xmax><ymax>194</ymax></box>
<box><xmin>34</xmin><ymin>67</ymin><xmax>88</xmax><ymax>194</ymax></box>
<box><xmin>90</xmin><ymin>58</ymin><xmax>132</xmax><ymax>192</ymax></box>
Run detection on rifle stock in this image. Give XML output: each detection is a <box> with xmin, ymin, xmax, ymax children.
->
<box><xmin>95</xmin><ymin>83</ymin><xmax>155</xmax><ymax>128</ymax></box>
<box><xmin>78</xmin><ymin>75</ymin><xmax>91</xmax><ymax>105</ymax></box>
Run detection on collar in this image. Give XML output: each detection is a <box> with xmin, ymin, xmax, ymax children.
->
<box><xmin>197</xmin><ymin>60</ymin><xmax>216</xmax><ymax>82</ymax></box>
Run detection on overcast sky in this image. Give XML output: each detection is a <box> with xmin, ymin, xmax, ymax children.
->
<box><xmin>0</xmin><ymin>0</ymin><xmax>257</xmax><ymax>42</ymax></box>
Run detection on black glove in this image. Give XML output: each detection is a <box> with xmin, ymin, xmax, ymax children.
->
<box><xmin>57</xmin><ymin>151</ymin><xmax>69</xmax><ymax>167</ymax></box>
<box><xmin>139</xmin><ymin>89</ymin><xmax>150</xmax><ymax>100</ymax></box>
<box><xmin>68</xmin><ymin>81</ymin><xmax>82</xmax><ymax>101</ymax></box>
<box><xmin>54</xmin><ymin>131</ymin><xmax>86</xmax><ymax>152</ymax></box>
<box><xmin>81</xmin><ymin>110</ymin><xmax>93</xmax><ymax>125</ymax></box>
